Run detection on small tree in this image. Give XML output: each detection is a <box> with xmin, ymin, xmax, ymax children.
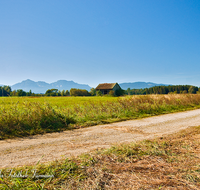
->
<box><xmin>115</xmin><ymin>89</ymin><xmax>125</xmax><ymax>96</ymax></box>
<box><xmin>127</xmin><ymin>88</ymin><xmax>131</xmax><ymax>95</ymax></box>
<box><xmin>108</xmin><ymin>90</ymin><xmax>115</xmax><ymax>97</ymax></box>
<box><xmin>10</xmin><ymin>90</ymin><xmax>17</xmax><ymax>96</ymax></box>
<box><xmin>45</xmin><ymin>89</ymin><xmax>58</xmax><ymax>96</ymax></box>
<box><xmin>188</xmin><ymin>86</ymin><xmax>198</xmax><ymax>94</ymax></box>
<box><xmin>27</xmin><ymin>90</ymin><xmax>32</xmax><ymax>96</ymax></box>
<box><xmin>0</xmin><ymin>86</ymin><xmax>12</xmax><ymax>96</ymax></box>
<box><xmin>70</xmin><ymin>88</ymin><xmax>90</xmax><ymax>96</ymax></box>
<box><xmin>89</xmin><ymin>88</ymin><xmax>96</xmax><ymax>96</ymax></box>
<box><xmin>16</xmin><ymin>89</ymin><xmax>26</xmax><ymax>96</ymax></box>
<box><xmin>96</xmin><ymin>90</ymin><xmax>102</xmax><ymax>96</ymax></box>
<box><xmin>65</xmin><ymin>90</ymin><xmax>70</xmax><ymax>96</ymax></box>
<box><xmin>57</xmin><ymin>90</ymin><xmax>61</xmax><ymax>96</ymax></box>
<box><xmin>61</xmin><ymin>90</ymin><xmax>65</xmax><ymax>96</ymax></box>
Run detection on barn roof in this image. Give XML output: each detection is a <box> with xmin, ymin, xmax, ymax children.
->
<box><xmin>96</xmin><ymin>83</ymin><xmax>118</xmax><ymax>90</ymax></box>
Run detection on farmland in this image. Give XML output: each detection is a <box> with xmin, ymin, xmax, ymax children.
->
<box><xmin>1</xmin><ymin>94</ymin><xmax>200</xmax><ymax>139</ymax></box>
<box><xmin>1</xmin><ymin>94</ymin><xmax>200</xmax><ymax>189</ymax></box>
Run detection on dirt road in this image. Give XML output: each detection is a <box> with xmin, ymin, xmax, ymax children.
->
<box><xmin>1</xmin><ymin>109</ymin><xmax>200</xmax><ymax>168</ymax></box>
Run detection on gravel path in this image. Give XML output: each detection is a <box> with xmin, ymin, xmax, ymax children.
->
<box><xmin>1</xmin><ymin>109</ymin><xmax>200</xmax><ymax>168</ymax></box>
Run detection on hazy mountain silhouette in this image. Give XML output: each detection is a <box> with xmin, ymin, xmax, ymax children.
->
<box><xmin>119</xmin><ymin>82</ymin><xmax>169</xmax><ymax>90</ymax></box>
<box><xmin>1</xmin><ymin>80</ymin><xmax>170</xmax><ymax>93</ymax></box>
<box><xmin>11</xmin><ymin>79</ymin><xmax>92</xmax><ymax>93</ymax></box>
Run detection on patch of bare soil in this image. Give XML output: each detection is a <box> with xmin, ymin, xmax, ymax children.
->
<box><xmin>1</xmin><ymin>109</ymin><xmax>200</xmax><ymax>168</ymax></box>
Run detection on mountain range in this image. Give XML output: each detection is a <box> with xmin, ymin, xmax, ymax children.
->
<box><xmin>11</xmin><ymin>79</ymin><xmax>92</xmax><ymax>93</ymax></box>
<box><xmin>1</xmin><ymin>79</ymin><xmax>169</xmax><ymax>93</ymax></box>
<box><xmin>119</xmin><ymin>82</ymin><xmax>168</xmax><ymax>90</ymax></box>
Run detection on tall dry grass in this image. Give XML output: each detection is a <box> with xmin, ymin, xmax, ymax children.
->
<box><xmin>1</xmin><ymin>94</ymin><xmax>200</xmax><ymax>139</ymax></box>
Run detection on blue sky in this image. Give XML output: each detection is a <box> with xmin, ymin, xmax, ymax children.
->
<box><xmin>0</xmin><ymin>0</ymin><xmax>200</xmax><ymax>87</ymax></box>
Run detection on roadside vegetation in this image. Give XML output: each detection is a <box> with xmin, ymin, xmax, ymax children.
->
<box><xmin>1</xmin><ymin>94</ymin><xmax>200</xmax><ymax>139</ymax></box>
<box><xmin>0</xmin><ymin>125</ymin><xmax>200</xmax><ymax>189</ymax></box>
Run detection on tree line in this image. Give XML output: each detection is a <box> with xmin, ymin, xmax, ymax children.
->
<box><xmin>0</xmin><ymin>86</ymin><xmax>96</xmax><ymax>97</ymax></box>
<box><xmin>0</xmin><ymin>86</ymin><xmax>12</xmax><ymax>96</ymax></box>
<box><xmin>0</xmin><ymin>86</ymin><xmax>43</xmax><ymax>97</ymax></box>
<box><xmin>125</xmin><ymin>85</ymin><xmax>200</xmax><ymax>95</ymax></box>
<box><xmin>1</xmin><ymin>85</ymin><xmax>200</xmax><ymax>97</ymax></box>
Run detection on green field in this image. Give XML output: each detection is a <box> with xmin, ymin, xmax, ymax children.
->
<box><xmin>0</xmin><ymin>96</ymin><xmax>117</xmax><ymax>107</ymax></box>
<box><xmin>1</xmin><ymin>94</ymin><xmax>200</xmax><ymax>139</ymax></box>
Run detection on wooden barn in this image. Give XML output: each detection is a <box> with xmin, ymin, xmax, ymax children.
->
<box><xmin>95</xmin><ymin>83</ymin><xmax>121</xmax><ymax>95</ymax></box>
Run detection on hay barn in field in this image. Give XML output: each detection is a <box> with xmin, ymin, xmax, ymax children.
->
<box><xmin>95</xmin><ymin>83</ymin><xmax>121</xmax><ymax>95</ymax></box>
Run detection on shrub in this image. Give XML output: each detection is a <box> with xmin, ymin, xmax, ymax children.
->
<box><xmin>70</xmin><ymin>88</ymin><xmax>90</xmax><ymax>96</ymax></box>
<box><xmin>115</xmin><ymin>89</ymin><xmax>125</xmax><ymax>96</ymax></box>
<box><xmin>108</xmin><ymin>90</ymin><xmax>115</xmax><ymax>97</ymax></box>
<box><xmin>96</xmin><ymin>90</ymin><xmax>103</xmax><ymax>96</ymax></box>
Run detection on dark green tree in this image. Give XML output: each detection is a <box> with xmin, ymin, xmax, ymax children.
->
<box><xmin>70</xmin><ymin>88</ymin><xmax>90</xmax><ymax>96</ymax></box>
<box><xmin>96</xmin><ymin>90</ymin><xmax>102</xmax><ymax>96</ymax></box>
<box><xmin>16</xmin><ymin>89</ymin><xmax>26</xmax><ymax>96</ymax></box>
<box><xmin>89</xmin><ymin>88</ymin><xmax>96</xmax><ymax>96</ymax></box>
<box><xmin>45</xmin><ymin>89</ymin><xmax>58</xmax><ymax>96</ymax></box>
<box><xmin>0</xmin><ymin>86</ymin><xmax>12</xmax><ymax>96</ymax></box>
<box><xmin>115</xmin><ymin>89</ymin><xmax>125</xmax><ymax>96</ymax></box>
<box><xmin>188</xmin><ymin>86</ymin><xmax>198</xmax><ymax>94</ymax></box>
<box><xmin>64</xmin><ymin>90</ymin><xmax>70</xmax><ymax>96</ymax></box>
<box><xmin>61</xmin><ymin>90</ymin><xmax>65</xmax><ymax>96</ymax></box>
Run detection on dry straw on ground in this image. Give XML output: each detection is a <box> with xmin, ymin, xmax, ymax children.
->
<box><xmin>0</xmin><ymin>125</ymin><xmax>200</xmax><ymax>189</ymax></box>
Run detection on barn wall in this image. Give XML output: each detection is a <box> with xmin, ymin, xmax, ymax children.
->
<box><xmin>98</xmin><ymin>89</ymin><xmax>110</xmax><ymax>95</ymax></box>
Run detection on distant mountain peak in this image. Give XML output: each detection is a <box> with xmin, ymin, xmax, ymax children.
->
<box><xmin>11</xmin><ymin>79</ymin><xmax>92</xmax><ymax>93</ymax></box>
<box><xmin>22</xmin><ymin>79</ymin><xmax>34</xmax><ymax>82</ymax></box>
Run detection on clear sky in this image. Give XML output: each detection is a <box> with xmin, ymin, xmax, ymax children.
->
<box><xmin>0</xmin><ymin>0</ymin><xmax>200</xmax><ymax>88</ymax></box>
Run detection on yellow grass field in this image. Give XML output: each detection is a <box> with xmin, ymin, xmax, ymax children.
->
<box><xmin>1</xmin><ymin>94</ymin><xmax>200</xmax><ymax>139</ymax></box>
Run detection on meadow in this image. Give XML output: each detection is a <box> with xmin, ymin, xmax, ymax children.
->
<box><xmin>1</xmin><ymin>94</ymin><xmax>200</xmax><ymax>189</ymax></box>
<box><xmin>1</xmin><ymin>94</ymin><xmax>200</xmax><ymax>139</ymax></box>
